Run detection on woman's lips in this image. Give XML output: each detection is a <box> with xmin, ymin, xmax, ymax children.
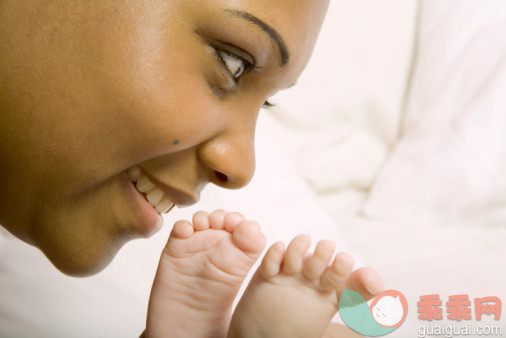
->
<box><xmin>137</xmin><ymin>168</ymin><xmax>199</xmax><ymax>207</ymax></box>
<box><xmin>121</xmin><ymin>171</ymin><xmax>163</xmax><ymax>236</ymax></box>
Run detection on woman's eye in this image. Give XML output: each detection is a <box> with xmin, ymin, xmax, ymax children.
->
<box><xmin>218</xmin><ymin>50</ymin><xmax>245</xmax><ymax>80</ymax></box>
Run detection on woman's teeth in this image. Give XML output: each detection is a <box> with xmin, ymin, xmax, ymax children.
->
<box><xmin>126</xmin><ymin>166</ymin><xmax>175</xmax><ymax>213</ymax></box>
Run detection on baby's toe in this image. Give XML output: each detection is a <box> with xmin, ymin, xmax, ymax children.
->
<box><xmin>192</xmin><ymin>211</ymin><xmax>210</xmax><ymax>231</ymax></box>
<box><xmin>259</xmin><ymin>241</ymin><xmax>285</xmax><ymax>279</ymax></box>
<box><xmin>232</xmin><ymin>220</ymin><xmax>266</xmax><ymax>254</ymax></box>
<box><xmin>171</xmin><ymin>220</ymin><xmax>195</xmax><ymax>239</ymax></box>
<box><xmin>302</xmin><ymin>240</ymin><xmax>336</xmax><ymax>280</ymax></box>
<box><xmin>281</xmin><ymin>234</ymin><xmax>311</xmax><ymax>275</ymax></box>
<box><xmin>209</xmin><ymin>209</ymin><xmax>227</xmax><ymax>230</ymax></box>
<box><xmin>320</xmin><ymin>252</ymin><xmax>354</xmax><ymax>292</ymax></box>
<box><xmin>224</xmin><ymin>212</ymin><xmax>245</xmax><ymax>232</ymax></box>
<box><xmin>345</xmin><ymin>267</ymin><xmax>385</xmax><ymax>301</ymax></box>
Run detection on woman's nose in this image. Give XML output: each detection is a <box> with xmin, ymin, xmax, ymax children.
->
<box><xmin>198</xmin><ymin>130</ymin><xmax>256</xmax><ymax>189</ymax></box>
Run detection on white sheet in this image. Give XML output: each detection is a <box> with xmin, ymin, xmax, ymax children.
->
<box><xmin>363</xmin><ymin>0</ymin><xmax>506</xmax><ymax>224</ymax></box>
<box><xmin>264</xmin><ymin>0</ymin><xmax>419</xmax><ymax>216</ymax></box>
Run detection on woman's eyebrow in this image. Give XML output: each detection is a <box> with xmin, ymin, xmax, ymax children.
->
<box><xmin>225</xmin><ymin>9</ymin><xmax>289</xmax><ymax>67</ymax></box>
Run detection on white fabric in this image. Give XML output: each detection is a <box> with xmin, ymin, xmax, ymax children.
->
<box><xmin>265</xmin><ymin>0</ymin><xmax>419</xmax><ymax>216</ymax></box>
<box><xmin>363</xmin><ymin>0</ymin><xmax>506</xmax><ymax>223</ymax></box>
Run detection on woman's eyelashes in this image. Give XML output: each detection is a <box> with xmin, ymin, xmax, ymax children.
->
<box><xmin>262</xmin><ymin>100</ymin><xmax>274</xmax><ymax>109</ymax></box>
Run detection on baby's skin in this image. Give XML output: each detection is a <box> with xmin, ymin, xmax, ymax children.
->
<box><xmin>145</xmin><ymin>209</ymin><xmax>265</xmax><ymax>337</ymax></box>
<box><xmin>228</xmin><ymin>235</ymin><xmax>357</xmax><ymax>338</ymax></box>
<box><xmin>145</xmin><ymin>210</ymin><xmax>379</xmax><ymax>337</ymax></box>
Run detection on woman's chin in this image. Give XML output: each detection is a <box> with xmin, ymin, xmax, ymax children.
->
<box><xmin>39</xmin><ymin>232</ymin><xmax>132</xmax><ymax>277</ymax></box>
<box><xmin>52</xmin><ymin>257</ymin><xmax>112</xmax><ymax>277</ymax></box>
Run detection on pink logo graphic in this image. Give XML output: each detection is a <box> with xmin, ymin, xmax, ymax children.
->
<box><xmin>417</xmin><ymin>294</ymin><xmax>502</xmax><ymax>321</ymax></box>
<box><xmin>369</xmin><ymin>290</ymin><xmax>408</xmax><ymax>328</ymax></box>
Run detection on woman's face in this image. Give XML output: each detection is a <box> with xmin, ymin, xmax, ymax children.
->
<box><xmin>0</xmin><ymin>0</ymin><xmax>329</xmax><ymax>275</ymax></box>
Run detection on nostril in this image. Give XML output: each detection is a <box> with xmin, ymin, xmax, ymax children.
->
<box><xmin>215</xmin><ymin>171</ymin><xmax>228</xmax><ymax>183</ymax></box>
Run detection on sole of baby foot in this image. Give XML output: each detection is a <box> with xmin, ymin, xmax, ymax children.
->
<box><xmin>146</xmin><ymin>210</ymin><xmax>266</xmax><ymax>338</ymax></box>
<box><xmin>228</xmin><ymin>235</ymin><xmax>355</xmax><ymax>338</ymax></box>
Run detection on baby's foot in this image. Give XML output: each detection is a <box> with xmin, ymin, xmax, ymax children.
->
<box><xmin>146</xmin><ymin>210</ymin><xmax>266</xmax><ymax>338</ymax></box>
<box><xmin>228</xmin><ymin>235</ymin><xmax>355</xmax><ymax>338</ymax></box>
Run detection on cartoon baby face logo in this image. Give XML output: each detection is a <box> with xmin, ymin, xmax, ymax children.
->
<box><xmin>340</xmin><ymin>289</ymin><xmax>408</xmax><ymax>336</ymax></box>
<box><xmin>370</xmin><ymin>290</ymin><xmax>408</xmax><ymax>328</ymax></box>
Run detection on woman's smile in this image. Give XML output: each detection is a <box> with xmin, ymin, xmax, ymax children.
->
<box><xmin>122</xmin><ymin>170</ymin><xmax>165</xmax><ymax>237</ymax></box>
<box><xmin>127</xmin><ymin>166</ymin><xmax>177</xmax><ymax>214</ymax></box>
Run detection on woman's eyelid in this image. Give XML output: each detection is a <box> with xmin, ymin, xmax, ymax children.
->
<box><xmin>214</xmin><ymin>40</ymin><xmax>255</xmax><ymax>67</ymax></box>
<box><xmin>195</xmin><ymin>29</ymin><xmax>257</xmax><ymax>72</ymax></box>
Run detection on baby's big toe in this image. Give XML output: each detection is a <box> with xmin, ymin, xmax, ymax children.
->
<box><xmin>232</xmin><ymin>220</ymin><xmax>266</xmax><ymax>255</ymax></box>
